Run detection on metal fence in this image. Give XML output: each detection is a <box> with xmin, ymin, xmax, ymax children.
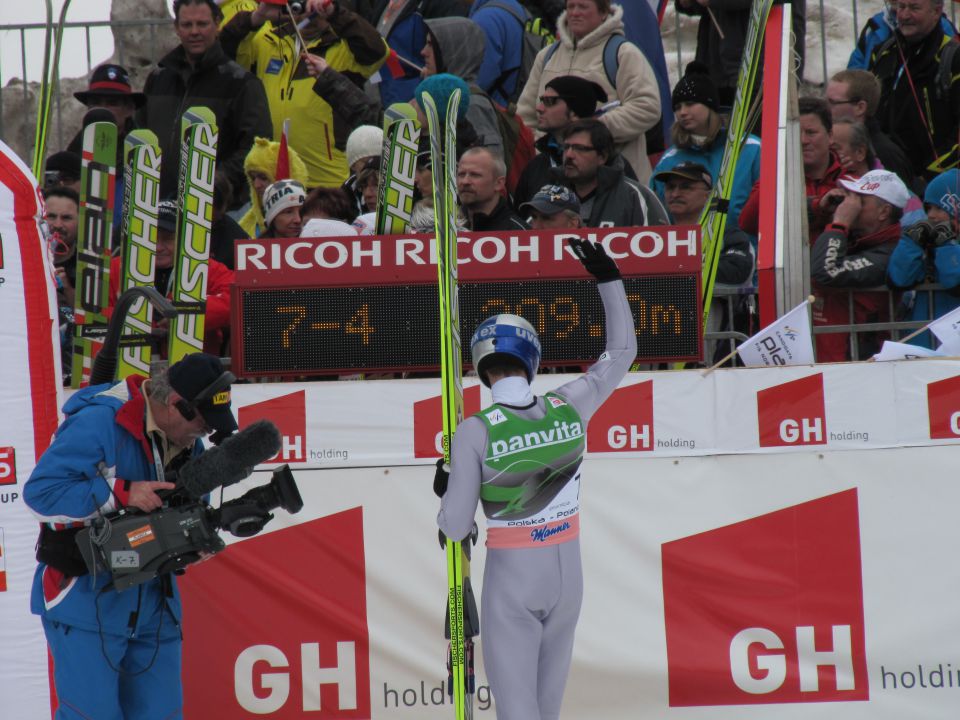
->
<box><xmin>0</xmin><ymin>18</ymin><xmax>170</xmax><ymax>151</ymax></box>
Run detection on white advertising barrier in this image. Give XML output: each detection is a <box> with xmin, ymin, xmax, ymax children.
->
<box><xmin>175</xmin><ymin>444</ymin><xmax>960</xmax><ymax>719</ymax></box>
<box><xmin>224</xmin><ymin>359</ymin><xmax>960</xmax><ymax>468</ymax></box>
<box><xmin>0</xmin><ymin>141</ymin><xmax>63</xmax><ymax>718</ymax></box>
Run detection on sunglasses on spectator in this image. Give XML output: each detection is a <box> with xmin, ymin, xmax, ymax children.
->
<box><xmin>539</xmin><ymin>95</ymin><xmax>565</xmax><ymax>107</ymax></box>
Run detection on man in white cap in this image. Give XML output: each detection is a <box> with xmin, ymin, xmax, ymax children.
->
<box><xmin>811</xmin><ymin>169</ymin><xmax>909</xmax><ymax>361</ymax></box>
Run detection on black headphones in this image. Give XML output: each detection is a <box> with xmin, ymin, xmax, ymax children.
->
<box><xmin>174</xmin><ymin>370</ymin><xmax>237</xmax><ymax>423</ymax></box>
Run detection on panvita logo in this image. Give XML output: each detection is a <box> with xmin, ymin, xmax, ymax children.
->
<box><xmin>0</xmin><ymin>447</ymin><xmax>15</xmax><ymax>486</ymax></box>
<box><xmin>587</xmin><ymin>380</ymin><xmax>653</xmax><ymax>452</ymax></box>
<box><xmin>413</xmin><ymin>385</ymin><xmax>481</xmax><ymax>458</ymax></box>
<box><xmin>757</xmin><ymin>374</ymin><xmax>827</xmax><ymax>447</ymax></box>
<box><xmin>926</xmin><ymin>374</ymin><xmax>960</xmax><ymax>439</ymax></box>
<box><xmin>662</xmin><ymin>489</ymin><xmax>868</xmax><ymax>706</ymax></box>
<box><xmin>238</xmin><ymin>391</ymin><xmax>306</xmax><ymax>463</ymax></box>
<box><xmin>180</xmin><ymin>508</ymin><xmax>370</xmax><ymax>717</ymax></box>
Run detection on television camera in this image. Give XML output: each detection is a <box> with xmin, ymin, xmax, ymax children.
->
<box><xmin>76</xmin><ymin>420</ymin><xmax>303</xmax><ymax>591</ymax></box>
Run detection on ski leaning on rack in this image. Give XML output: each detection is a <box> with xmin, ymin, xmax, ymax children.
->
<box><xmin>72</xmin><ymin>121</ymin><xmax>118</xmax><ymax>388</ymax></box>
<box><xmin>376</xmin><ymin>102</ymin><xmax>422</xmax><ymax>234</ymax></box>
<box><xmin>422</xmin><ymin>87</ymin><xmax>478</xmax><ymax>720</ymax></box>
<box><xmin>115</xmin><ymin>129</ymin><xmax>162</xmax><ymax>380</ymax></box>
<box><xmin>698</xmin><ymin>0</ymin><xmax>773</xmax><ymax>329</ymax></box>
<box><xmin>168</xmin><ymin>106</ymin><xmax>218</xmax><ymax>363</ymax></box>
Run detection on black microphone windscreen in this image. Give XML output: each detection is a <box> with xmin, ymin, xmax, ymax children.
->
<box><xmin>177</xmin><ymin>420</ymin><xmax>282</xmax><ymax>499</ymax></box>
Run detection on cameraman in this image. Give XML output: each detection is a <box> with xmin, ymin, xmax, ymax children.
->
<box><xmin>888</xmin><ymin>169</ymin><xmax>960</xmax><ymax>348</ymax></box>
<box><xmin>810</xmin><ymin>169</ymin><xmax>908</xmax><ymax>361</ymax></box>
<box><xmin>24</xmin><ymin>353</ymin><xmax>237</xmax><ymax>719</ymax></box>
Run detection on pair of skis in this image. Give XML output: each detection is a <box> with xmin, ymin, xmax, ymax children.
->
<box><xmin>698</xmin><ymin>0</ymin><xmax>774</xmax><ymax>329</ymax></box>
<box><xmin>422</xmin><ymin>89</ymin><xmax>478</xmax><ymax>720</ymax></box>
<box><xmin>375</xmin><ymin>103</ymin><xmax>421</xmax><ymax>234</ymax></box>
<box><xmin>32</xmin><ymin>0</ymin><xmax>73</xmax><ymax>178</ymax></box>
<box><xmin>71</xmin><ymin>108</ymin><xmax>218</xmax><ymax>386</ymax></box>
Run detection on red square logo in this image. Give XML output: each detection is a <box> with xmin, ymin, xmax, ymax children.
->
<box><xmin>662</xmin><ymin>489</ymin><xmax>869</xmax><ymax>706</ymax></box>
<box><xmin>0</xmin><ymin>447</ymin><xmax>15</xmax><ymax>486</ymax></box>
<box><xmin>587</xmin><ymin>381</ymin><xmax>654</xmax><ymax>452</ymax></box>
<box><xmin>926</xmin><ymin>374</ymin><xmax>960</xmax><ymax>439</ymax></box>
<box><xmin>181</xmin><ymin>508</ymin><xmax>370</xmax><ymax>717</ymax></box>
<box><xmin>238</xmin><ymin>391</ymin><xmax>306</xmax><ymax>463</ymax></box>
<box><xmin>757</xmin><ymin>374</ymin><xmax>827</xmax><ymax>447</ymax></box>
<box><xmin>413</xmin><ymin>385</ymin><xmax>481</xmax><ymax>458</ymax></box>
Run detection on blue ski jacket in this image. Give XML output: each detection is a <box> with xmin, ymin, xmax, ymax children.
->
<box><xmin>24</xmin><ymin>376</ymin><xmax>203</xmax><ymax>637</ymax></box>
<box><xmin>470</xmin><ymin>0</ymin><xmax>528</xmax><ymax>106</ymax></box>
<box><xmin>650</xmin><ymin>129</ymin><xmax>761</xmax><ymax>234</ymax></box>
<box><xmin>888</xmin><ymin>233</ymin><xmax>960</xmax><ymax>347</ymax></box>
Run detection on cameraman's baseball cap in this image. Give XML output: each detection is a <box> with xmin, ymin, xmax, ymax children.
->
<box><xmin>520</xmin><ymin>184</ymin><xmax>581</xmax><ymax>216</ymax></box>
<box><xmin>168</xmin><ymin>353</ymin><xmax>238</xmax><ymax>435</ymax></box>
<box><xmin>653</xmin><ymin>161</ymin><xmax>713</xmax><ymax>188</ymax></box>
<box><xmin>839</xmin><ymin>170</ymin><xmax>909</xmax><ymax>209</ymax></box>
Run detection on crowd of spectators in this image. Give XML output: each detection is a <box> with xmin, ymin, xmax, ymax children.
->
<box><xmin>39</xmin><ymin>0</ymin><xmax>960</xmax><ymax>373</ymax></box>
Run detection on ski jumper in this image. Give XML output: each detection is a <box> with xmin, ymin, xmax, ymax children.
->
<box><xmin>24</xmin><ymin>377</ymin><xmax>203</xmax><ymax>720</ymax></box>
<box><xmin>438</xmin><ymin>279</ymin><xmax>637</xmax><ymax>720</ymax></box>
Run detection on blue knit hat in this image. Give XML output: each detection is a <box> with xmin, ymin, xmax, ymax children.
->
<box><xmin>924</xmin><ymin>169</ymin><xmax>960</xmax><ymax>215</ymax></box>
<box><xmin>414</xmin><ymin>73</ymin><xmax>470</xmax><ymax>125</ymax></box>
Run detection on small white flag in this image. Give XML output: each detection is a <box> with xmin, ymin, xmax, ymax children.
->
<box><xmin>873</xmin><ymin>341</ymin><xmax>943</xmax><ymax>361</ymax></box>
<box><xmin>737</xmin><ymin>301</ymin><xmax>815</xmax><ymax>367</ymax></box>
<box><xmin>928</xmin><ymin>304</ymin><xmax>960</xmax><ymax>354</ymax></box>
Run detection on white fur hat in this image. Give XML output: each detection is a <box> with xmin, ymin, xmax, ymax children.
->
<box><xmin>345</xmin><ymin>125</ymin><xmax>384</xmax><ymax>170</ymax></box>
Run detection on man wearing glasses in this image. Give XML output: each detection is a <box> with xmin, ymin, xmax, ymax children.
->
<box><xmin>560</xmin><ymin>119</ymin><xmax>668</xmax><ymax>228</ymax></box>
<box><xmin>513</xmin><ymin>75</ymin><xmax>609</xmax><ymax>210</ymax></box>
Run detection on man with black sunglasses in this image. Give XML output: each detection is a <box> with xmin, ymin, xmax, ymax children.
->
<box><xmin>513</xmin><ymin>75</ymin><xmax>608</xmax><ymax>211</ymax></box>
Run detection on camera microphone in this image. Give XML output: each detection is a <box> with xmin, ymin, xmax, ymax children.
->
<box><xmin>175</xmin><ymin>420</ymin><xmax>282</xmax><ymax>499</ymax></box>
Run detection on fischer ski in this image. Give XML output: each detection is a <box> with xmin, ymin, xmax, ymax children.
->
<box><xmin>115</xmin><ymin>129</ymin><xmax>162</xmax><ymax>379</ymax></box>
<box><xmin>71</xmin><ymin>120</ymin><xmax>117</xmax><ymax>388</ymax></box>
<box><xmin>699</xmin><ymin>0</ymin><xmax>773</xmax><ymax>329</ymax></box>
<box><xmin>376</xmin><ymin>102</ymin><xmax>421</xmax><ymax>234</ymax></box>
<box><xmin>168</xmin><ymin>106</ymin><xmax>217</xmax><ymax>363</ymax></box>
<box><xmin>423</xmin><ymin>87</ymin><xmax>478</xmax><ymax>720</ymax></box>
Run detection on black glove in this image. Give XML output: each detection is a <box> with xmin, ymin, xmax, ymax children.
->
<box><xmin>569</xmin><ymin>237</ymin><xmax>620</xmax><ymax>282</ymax></box>
<box><xmin>929</xmin><ymin>221</ymin><xmax>955</xmax><ymax>247</ymax></box>
<box><xmin>906</xmin><ymin>220</ymin><xmax>935</xmax><ymax>247</ymax></box>
<box><xmin>433</xmin><ymin>458</ymin><xmax>449</xmax><ymax>498</ymax></box>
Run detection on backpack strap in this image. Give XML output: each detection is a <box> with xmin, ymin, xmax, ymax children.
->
<box><xmin>543</xmin><ymin>40</ymin><xmax>561</xmax><ymax>69</ymax></box>
<box><xmin>602</xmin><ymin>34</ymin><xmax>628</xmax><ymax>89</ymax></box>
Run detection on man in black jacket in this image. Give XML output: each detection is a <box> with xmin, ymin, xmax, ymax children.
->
<box><xmin>458</xmin><ymin>147</ymin><xmax>528</xmax><ymax>231</ymax></box>
<box><xmin>138</xmin><ymin>0</ymin><xmax>272</xmax><ymax>203</ymax></box>
<box><xmin>560</xmin><ymin>120</ymin><xmax>668</xmax><ymax>228</ymax></box>
<box><xmin>513</xmin><ymin>75</ymin><xmax>608</xmax><ymax>211</ymax></box>
<box><xmin>869</xmin><ymin>0</ymin><xmax>960</xmax><ymax>182</ymax></box>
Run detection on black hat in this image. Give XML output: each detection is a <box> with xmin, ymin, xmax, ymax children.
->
<box><xmin>157</xmin><ymin>199</ymin><xmax>178</xmax><ymax>233</ymax></box>
<box><xmin>671</xmin><ymin>62</ymin><xmax>719</xmax><ymax>112</ymax></box>
<box><xmin>45</xmin><ymin>151</ymin><xmax>81</xmax><ymax>181</ymax></box>
<box><xmin>653</xmin><ymin>161</ymin><xmax>713</xmax><ymax>188</ymax></box>
<box><xmin>520</xmin><ymin>184</ymin><xmax>581</xmax><ymax>216</ymax></box>
<box><xmin>167</xmin><ymin>353</ymin><xmax>238</xmax><ymax>436</ymax></box>
<box><xmin>544</xmin><ymin>75</ymin><xmax>608</xmax><ymax>119</ymax></box>
<box><xmin>74</xmin><ymin>63</ymin><xmax>146</xmax><ymax>108</ymax></box>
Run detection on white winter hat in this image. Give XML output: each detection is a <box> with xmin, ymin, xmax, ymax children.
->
<box><xmin>263</xmin><ymin>179</ymin><xmax>306</xmax><ymax>227</ymax></box>
<box><xmin>838</xmin><ymin>170</ymin><xmax>909</xmax><ymax>209</ymax></box>
<box><xmin>345</xmin><ymin>125</ymin><xmax>383</xmax><ymax>170</ymax></box>
<box><xmin>301</xmin><ymin>218</ymin><xmax>358</xmax><ymax>237</ymax></box>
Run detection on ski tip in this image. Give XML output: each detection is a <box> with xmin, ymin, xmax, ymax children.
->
<box><xmin>182</xmin><ymin>106</ymin><xmax>216</xmax><ymax>126</ymax></box>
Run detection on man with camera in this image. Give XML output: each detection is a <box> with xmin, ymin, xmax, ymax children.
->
<box><xmin>24</xmin><ymin>353</ymin><xmax>238</xmax><ymax>720</ymax></box>
<box><xmin>888</xmin><ymin>168</ymin><xmax>960</xmax><ymax>347</ymax></box>
<box><xmin>810</xmin><ymin>169</ymin><xmax>909</xmax><ymax>361</ymax></box>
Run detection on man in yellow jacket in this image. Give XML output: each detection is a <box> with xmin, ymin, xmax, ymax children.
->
<box><xmin>222</xmin><ymin>1</ymin><xmax>388</xmax><ymax>188</ymax></box>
